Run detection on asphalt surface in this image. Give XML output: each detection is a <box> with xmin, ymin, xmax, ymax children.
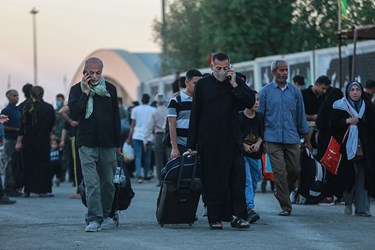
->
<box><xmin>1</xmin><ymin>177</ymin><xmax>375</xmax><ymax>250</ymax></box>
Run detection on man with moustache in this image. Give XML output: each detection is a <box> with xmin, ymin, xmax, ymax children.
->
<box><xmin>258</xmin><ymin>59</ymin><xmax>312</xmax><ymax>216</ymax></box>
<box><xmin>68</xmin><ymin>57</ymin><xmax>121</xmax><ymax>232</ymax></box>
<box><xmin>187</xmin><ymin>52</ymin><xmax>254</xmax><ymax>230</ymax></box>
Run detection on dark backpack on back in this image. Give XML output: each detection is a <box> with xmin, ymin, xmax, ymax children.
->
<box><xmin>162</xmin><ymin>95</ymin><xmax>182</xmax><ymax>147</ymax></box>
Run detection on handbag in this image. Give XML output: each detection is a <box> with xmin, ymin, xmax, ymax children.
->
<box><xmin>320</xmin><ymin>128</ymin><xmax>349</xmax><ymax>175</ymax></box>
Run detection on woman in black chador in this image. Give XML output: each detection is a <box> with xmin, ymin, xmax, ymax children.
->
<box><xmin>330</xmin><ymin>81</ymin><xmax>375</xmax><ymax>216</ymax></box>
<box><xmin>16</xmin><ymin>86</ymin><xmax>55</xmax><ymax>197</ymax></box>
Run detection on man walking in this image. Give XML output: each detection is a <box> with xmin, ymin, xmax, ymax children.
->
<box><xmin>187</xmin><ymin>52</ymin><xmax>254</xmax><ymax>229</ymax></box>
<box><xmin>68</xmin><ymin>57</ymin><xmax>121</xmax><ymax>232</ymax></box>
<box><xmin>258</xmin><ymin>59</ymin><xmax>312</xmax><ymax>216</ymax></box>
<box><xmin>168</xmin><ymin>69</ymin><xmax>202</xmax><ymax>159</ymax></box>
<box><xmin>126</xmin><ymin>94</ymin><xmax>155</xmax><ymax>183</ymax></box>
<box><xmin>144</xmin><ymin>94</ymin><xmax>168</xmax><ymax>187</ymax></box>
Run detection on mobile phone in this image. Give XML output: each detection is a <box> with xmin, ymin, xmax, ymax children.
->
<box><xmin>227</xmin><ymin>64</ymin><xmax>233</xmax><ymax>80</ymax></box>
<box><xmin>83</xmin><ymin>70</ymin><xmax>91</xmax><ymax>85</ymax></box>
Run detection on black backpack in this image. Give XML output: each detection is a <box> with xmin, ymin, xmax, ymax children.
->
<box><xmin>162</xmin><ymin>95</ymin><xmax>182</xmax><ymax>147</ymax></box>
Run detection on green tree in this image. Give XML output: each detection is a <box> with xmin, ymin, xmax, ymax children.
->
<box><xmin>199</xmin><ymin>0</ymin><xmax>294</xmax><ymax>64</ymax></box>
<box><xmin>290</xmin><ymin>0</ymin><xmax>375</xmax><ymax>52</ymax></box>
<box><xmin>344</xmin><ymin>0</ymin><xmax>375</xmax><ymax>27</ymax></box>
<box><xmin>152</xmin><ymin>0</ymin><xmax>375</xmax><ymax>75</ymax></box>
<box><xmin>153</xmin><ymin>0</ymin><xmax>202</xmax><ymax>75</ymax></box>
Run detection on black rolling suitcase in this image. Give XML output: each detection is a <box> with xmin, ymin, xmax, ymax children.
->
<box><xmin>156</xmin><ymin>152</ymin><xmax>201</xmax><ymax>227</ymax></box>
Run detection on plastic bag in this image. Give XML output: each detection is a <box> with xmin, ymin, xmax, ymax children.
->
<box><xmin>122</xmin><ymin>143</ymin><xmax>134</xmax><ymax>162</ymax></box>
<box><xmin>113</xmin><ymin>166</ymin><xmax>126</xmax><ymax>187</ymax></box>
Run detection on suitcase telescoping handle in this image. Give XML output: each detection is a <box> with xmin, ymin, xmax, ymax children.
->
<box><xmin>176</xmin><ymin>151</ymin><xmax>199</xmax><ymax>190</ymax></box>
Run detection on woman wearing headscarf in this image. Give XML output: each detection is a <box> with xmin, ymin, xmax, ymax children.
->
<box><xmin>15</xmin><ymin>86</ymin><xmax>55</xmax><ymax>197</ymax></box>
<box><xmin>329</xmin><ymin>81</ymin><xmax>375</xmax><ymax>216</ymax></box>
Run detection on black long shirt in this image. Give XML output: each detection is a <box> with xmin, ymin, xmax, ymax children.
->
<box><xmin>68</xmin><ymin>82</ymin><xmax>121</xmax><ymax>148</ymax></box>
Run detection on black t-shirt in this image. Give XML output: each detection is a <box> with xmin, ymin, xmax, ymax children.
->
<box><xmin>239</xmin><ymin>111</ymin><xmax>264</xmax><ymax>159</ymax></box>
<box><xmin>301</xmin><ymin>86</ymin><xmax>325</xmax><ymax>115</ymax></box>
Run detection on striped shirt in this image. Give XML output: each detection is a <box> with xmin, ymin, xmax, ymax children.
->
<box><xmin>167</xmin><ymin>91</ymin><xmax>192</xmax><ymax>146</ymax></box>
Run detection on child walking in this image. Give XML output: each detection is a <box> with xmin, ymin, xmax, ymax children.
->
<box><xmin>50</xmin><ymin>138</ymin><xmax>62</xmax><ymax>187</ymax></box>
<box><xmin>239</xmin><ymin>91</ymin><xmax>264</xmax><ymax>223</ymax></box>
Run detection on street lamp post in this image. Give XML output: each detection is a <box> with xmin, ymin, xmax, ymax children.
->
<box><xmin>30</xmin><ymin>7</ymin><xmax>38</xmax><ymax>85</ymax></box>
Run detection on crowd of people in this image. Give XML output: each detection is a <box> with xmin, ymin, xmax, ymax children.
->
<box><xmin>1</xmin><ymin>54</ymin><xmax>375</xmax><ymax>233</ymax></box>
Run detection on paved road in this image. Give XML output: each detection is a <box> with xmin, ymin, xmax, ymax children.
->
<box><xmin>1</xmin><ymin>178</ymin><xmax>374</xmax><ymax>250</ymax></box>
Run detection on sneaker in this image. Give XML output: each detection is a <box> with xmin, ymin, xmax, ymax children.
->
<box><xmin>137</xmin><ymin>178</ymin><xmax>143</xmax><ymax>184</ymax></box>
<box><xmin>344</xmin><ymin>204</ymin><xmax>352</xmax><ymax>215</ymax></box>
<box><xmin>318</xmin><ymin>197</ymin><xmax>334</xmax><ymax>206</ymax></box>
<box><xmin>247</xmin><ymin>209</ymin><xmax>260</xmax><ymax>223</ymax></box>
<box><xmin>100</xmin><ymin>217</ymin><xmax>115</xmax><ymax>229</ymax></box>
<box><xmin>355</xmin><ymin>212</ymin><xmax>371</xmax><ymax>217</ymax></box>
<box><xmin>0</xmin><ymin>196</ymin><xmax>16</xmax><ymax>205</ymax></box>
<box><xmin>85</xmin><ymin>221</ymin><xmax>101</xmax><ymax>232</ymax></box>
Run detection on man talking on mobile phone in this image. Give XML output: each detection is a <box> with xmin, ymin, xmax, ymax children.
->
<box><xmin>187</xmin><ymin>52</ymin><xmax>255</xmax><ymax>230</ymax></box>
<box><xmin>68</xmin><ymin>57</ymin><xmax>121</xmax><ymax>232</ymax></box>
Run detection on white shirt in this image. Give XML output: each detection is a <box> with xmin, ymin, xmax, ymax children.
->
<box><xmin>131</xmin><ymin>104</ymin><xmax>156</xmax><ymax>141</ymax></box>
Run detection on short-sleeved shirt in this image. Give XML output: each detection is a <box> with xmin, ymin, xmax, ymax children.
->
<box><xmin>1</xmin><ymin>103</ymin><xmax>21</xmax><ymax>140</ymax></box>
<box><xmin>239</xmin><ymin>111</ymin><xmax>264</xmax><ymax>159</ymax></box>
<box><xmin>131</xmin><ymin>104</ymin><xmax>156</xmax><ymax>141</ymax></box>
<box><xmin>167</xmin><ymin>91</ymin><xmax>192</xmax><ymax>146</ymax></box>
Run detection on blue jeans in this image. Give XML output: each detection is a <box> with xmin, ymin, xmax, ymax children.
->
<box><xmin>133</xmin><ymin>139</ymin><xmax>152</xmax><ymax>179</ymax></box>
<box><xmin>244</xmin><ymin>156</ymin><xmax>262</xmax><ymax>209</ymax></box>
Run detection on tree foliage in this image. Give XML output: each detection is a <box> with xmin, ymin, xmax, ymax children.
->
<box><xmin>152</xmin><ymin>0</ymin><xmax>202</xmax><ymax>75</ymax></box>
<box><xmin>291</xmin><ymin>0</ymin><xmax>375</xmax><ymax>51</ymax></box>
<box><xmin>153</xmin><ymin>0</ymin><xmax>375</xmax><ymax>75</ymax></box>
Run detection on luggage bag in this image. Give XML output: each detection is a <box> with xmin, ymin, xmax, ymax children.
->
<box><xmin>79</xmin><ymin>155</ymin><xmax>135</xmax><ymax>226</ymax></box>
<box><xmin>156</xmin><ymin>152</ymin><xmax>201</xmax><ymax>227</ymax></box>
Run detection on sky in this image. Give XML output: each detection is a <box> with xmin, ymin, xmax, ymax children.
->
<box><xmin>0</xmin><ymin>0</ymin><xmax>161</xmax><ymax>108</ymax></box>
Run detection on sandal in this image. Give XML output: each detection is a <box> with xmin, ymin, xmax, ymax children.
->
<box><xmin>231</xmin><ymin>217</ymin><xmax>250</xmax><ymax>229</ymax></box>
<box><xmin>209</xmin><ymin>222</ymin><xmax>223</xmax><ymax>230</ymax></box>
<box><xmin>278</xmin><ymin>210</ymin><xmax>291</xmax><ymax>216</ymax></box>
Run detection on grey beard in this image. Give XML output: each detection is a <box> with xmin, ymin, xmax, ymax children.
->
<box><xmin>276</xmin><ymin>76</ymin><xmax>287</xmax><ymax>83</ymax></box>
